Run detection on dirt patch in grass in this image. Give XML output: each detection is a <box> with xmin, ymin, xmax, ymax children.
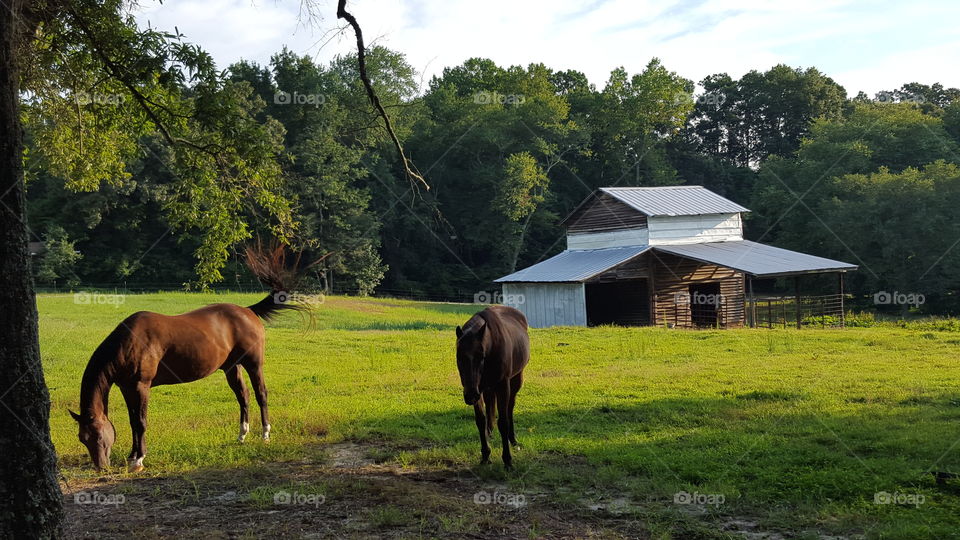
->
<box><xmin>62</xmin><ymin>441</ymin><xmax>662</xmax><ymax>539</ymax></box>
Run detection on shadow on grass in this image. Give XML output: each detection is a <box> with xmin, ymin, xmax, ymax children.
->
<box><xmin>354</xmin><ymin>395</ymin><xmax>960</xmax><ymax>536</ymax></box>
<box><xmin>60</xmin><ymin>395</ymin><xmax>960</xmax><ymax>538</ymax></box>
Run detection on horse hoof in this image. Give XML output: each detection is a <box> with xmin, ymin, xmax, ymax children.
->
<box><xmin>128</xmin><ymin>464</ymin><xmax>145</xmax><ymax>473</ymax></box>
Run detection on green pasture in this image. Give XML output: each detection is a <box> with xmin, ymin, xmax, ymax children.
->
<box><xmin>43</xmin><ymin>292</ymin><xmax>960</xmax><ymax>538</ymax></box>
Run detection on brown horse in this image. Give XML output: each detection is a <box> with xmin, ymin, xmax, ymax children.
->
<box><xmin>70</xmin><ymin>245</ymin><xmax>312</xmax><ymax>472</ymax></box>
<box><xmin>455</xmin><ymin>305</ymin><xmax>530</xmax><ymax>470</ymax></box>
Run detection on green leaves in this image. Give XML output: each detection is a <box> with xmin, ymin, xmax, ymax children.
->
<box><xmin>23</xmin><ymin>4</ymin><xmax>295</xmax><ymax>288</ymax></box>
<box><xmin>495</xmin><ymin>152</ymin><xmax>548</xmax><ymax>221</ymax></box>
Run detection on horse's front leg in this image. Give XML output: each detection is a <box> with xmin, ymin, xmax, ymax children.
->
<box><xmin>474</xmin><ymin>396</ymin><xmax>490</xmax><ymax>465</ymax></box>
<box><xmin>121</xmin><ymin>382</ymin><xmax>150</xmax><ymax>472</ymax></box>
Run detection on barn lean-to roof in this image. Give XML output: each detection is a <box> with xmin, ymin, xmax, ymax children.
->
<box><xmin>494</xmin><ymin>246</ymin><xmax>650</xmax><ymax>283</ymax></box>
<box><xmin>653</xmin><ymin>240</ymin><xmax>857</xmax><ymax>278</ymax></box>
<box><xmin>495</xmin><ymin>241</ymin><xmax>857</xmax><ymax>283</ymax></box>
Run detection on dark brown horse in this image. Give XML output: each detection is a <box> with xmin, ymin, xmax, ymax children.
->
<box><xmin>70</xmin><ymin>245</ymin><xmax>313</xmax><ymax>471</ymax></box>
<box><xmin>455</xmin><ymin>305</ymin><xmax>530</xmax><ymax>470</ymax></box>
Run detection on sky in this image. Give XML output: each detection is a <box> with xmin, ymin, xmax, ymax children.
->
<box><xmin>134</xmin><ymin>0</ymin><xmax>960</xmax><ymax>97</ymax></box>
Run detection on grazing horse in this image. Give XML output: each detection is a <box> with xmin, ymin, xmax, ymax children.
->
<box><xmin>70</xmin><ymin>245</ymin><xmax>312</xmax><ymax>472</ymax></box>
<box><xmin>455</xmin><ymin>305</ymin><xmax>530</xmax><ymax>470</ymax></box>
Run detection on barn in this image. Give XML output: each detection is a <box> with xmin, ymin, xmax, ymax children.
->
<box><xmin>495</xmin><ymin>186</ymin><xmax>857</xmax><ymax>329</ymax></box>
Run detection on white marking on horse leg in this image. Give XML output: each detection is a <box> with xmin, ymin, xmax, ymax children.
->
<box><xmin>263</xmin><ymin>424</ymin><xmax>271</xmax><ymax>441</ymax></box>
<box><xmin>128</xmin><ymin>456</ymin><xmax>145</xmax><ymax>472</ymax></box>
<box><xmin>238</xmin><ymin>422</ymin><xmax>249</xmax><ymax>442</ymax></box>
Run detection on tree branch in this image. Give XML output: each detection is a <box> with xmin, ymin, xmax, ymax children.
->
<box><xmin>336</xmin><ymin>0</ymin><xmax>429</xmax><ymax>191</ymax></box>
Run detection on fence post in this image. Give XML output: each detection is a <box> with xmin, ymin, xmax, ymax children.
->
<box><xmin>838</xmin><ymin>272</ymin><xmax>845</xmax><ymax>328</ymax></box>
<box><xmin>794</xmin><ymin>276</ymin><xmax>802</xmax><ymax>329</ymax></box>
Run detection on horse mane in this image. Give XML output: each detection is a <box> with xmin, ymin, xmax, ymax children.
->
<box><xmin>77</xmin><ymin>322</ymin><xmax>129</xmax><ymax>421</ymax></box>
<box><xmin>243</xmin><ymin>241</ymin><xmax>326</xmax><ymax>322</ymax></box>
<box><xmin>472</xmin><ymin>307</ymin><xmax>507</xmax><ymax>350</ymax></box>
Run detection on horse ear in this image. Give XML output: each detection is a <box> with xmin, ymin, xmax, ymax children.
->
<box><xmin>455</xmin><ymin>326</ymin><xmax>463</xmax><ymax>339</ymax></box>
<box><xmin>69</xmin><ymin>409</ymin><xmax>82</xmax><ymax>422</ymax></box>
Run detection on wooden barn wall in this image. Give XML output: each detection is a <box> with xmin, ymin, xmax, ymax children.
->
<box><xmin>564</xmin><ymin>192</ymin><xmax>648</xmax><ymax>233</ymax></box>
<box><xmin>567</xmin><ymin>228</ymin><xmax>648</xmax><ymax>250</ymax></box>
<box><xmin>587</xmin><ymin>254</ymin><xmax>649</xmax><ymax>282</ymax></box>
<box><xmin>501</xmin><ymin>283</ymin><xmax>586</xmax><ymax>328</ymax></box>
<box><xmin>649</xmin><ymin>252</ymin><xmax>745</xmax><ymax>328</ymax></box>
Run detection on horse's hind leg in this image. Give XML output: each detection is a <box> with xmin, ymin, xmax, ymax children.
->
<box><xmin>244</xmin><ymin>358</ymin><xmax>271</xmax><ymax>441</ymax></box>
<box><xmin>224</xmin><ymin>365</ymin><xmax>250</xmax><ymax>442</ymax></box>
<box><xmin>496</xmin><ymin>380</ymin><xmax>513</xmax><ymax>470</ymax></box>
<box><xmin>508</xmin><ymin>372</ymin><xmax>523</xmax><ymax>448</ymax></box>
<box><xmin>120</xmin><ymin>382</ymin><xmax>150</xmax><ymax>472</ymax></box>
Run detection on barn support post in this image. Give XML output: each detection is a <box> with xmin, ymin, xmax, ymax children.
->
<box><xmin>747</xmin><ymin>277</ymin><xmax>756</xmax><ymax>328</ymax></box>
<box><xmin>794</xmin><ymin>275</ymin><xmax>802</xmax><ymax>329</ymax></box>
<box><xmin>648</xmin><ymin>271</ymin><xmax>657</xmax><ymax>327</ymax></box>
<box><xmin>838</xmin><ymin>272</ymin><xmax>845</xmax><ymax>328</ymax></box>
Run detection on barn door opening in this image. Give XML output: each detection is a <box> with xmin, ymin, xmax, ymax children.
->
<box><xmin>689</xmin><ymin>282</ymin><xmax>722</xmax><ymax>328</ymax></box>
<box><xmin>586</xmin><ymin>279</ymin><xmax>650</xmax><ymax>326</ymax></box>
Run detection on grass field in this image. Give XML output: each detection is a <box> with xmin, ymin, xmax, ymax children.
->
<box><xmin>43</xmin><ymin>292</ymin><xmax>960</xmax><ymax>538</ymax></box>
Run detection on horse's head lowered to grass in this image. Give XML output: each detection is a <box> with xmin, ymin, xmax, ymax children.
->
<box><xmin>70</xmin><ymin>409</ymin><xmax>115</xmax><ymax>470</ymax></box>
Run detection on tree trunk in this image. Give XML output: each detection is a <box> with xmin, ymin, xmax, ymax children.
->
<box><xmin>0</xmin><ymin>2</ymin><xmax>65</xmax><ymax>537</ymax></box>
<box><xmin>508</xmin><ymin>211</ymin><xmax>535</xmax><ymax>273</ymax></box>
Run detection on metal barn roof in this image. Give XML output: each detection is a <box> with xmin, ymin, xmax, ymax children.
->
<box><xmin>495</xmin><ymin>241</ymin><xmax>857</xmax><ymax>283</ymax></box>
<box><xmin>654</xmin><ymin>240</ymin><xmax>857</xmax><ymax>277</ymax></box>
<box><xmin>601</xmin><ymin>186</ymin><xmax>750</xmax><ymax>217</ymax></box>
<box><xmin>494</xmin><ymin>246</ymin><xmax>650</xmax><ymax>283</ymax></box>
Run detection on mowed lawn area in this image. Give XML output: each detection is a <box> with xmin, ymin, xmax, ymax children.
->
<box><xmin>43</xmin><ymin>292</ymin><xmax>960</xmax><ymax>539</ymax></box>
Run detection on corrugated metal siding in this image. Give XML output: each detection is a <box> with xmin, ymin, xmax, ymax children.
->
<box><xmin>502</xmin><ymin>283</ymin><xmax>586</xmax><ymax>328</ymax></box>
<box><xmin>602</xmin><ymin>186</ymin><xmax>750</xmax><ymax>216</ymax></box>
<box><xmin>654</xmin><ymin>240</ymin><xmax>857</xmax><ymax>277</ymax></box>
<box><xmin>647</xmin><ymin>213</ymin><xmax>743</xmax><ymax>245</ymax></box>
<box><xmin>495</xmin><ymin>246</ymin><xmax>650</xmax><ymax>283</ymax></box>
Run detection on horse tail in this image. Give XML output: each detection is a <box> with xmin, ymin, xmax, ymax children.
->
<box><xmin>243</xmin><ymin>241</ymin><xmax>324</xmax><ymax>322</ymax></box>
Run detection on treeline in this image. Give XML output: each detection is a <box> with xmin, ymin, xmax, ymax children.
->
<box><xmin>25</xmin><ymin>48</ymin><xmax>960</xmax><ymax>312</ymax></box>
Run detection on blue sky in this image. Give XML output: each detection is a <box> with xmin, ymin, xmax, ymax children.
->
<box><xmin>135</xmin><ymin>0</ymin><xmax>960</xmax><ymax>96</ymax></box>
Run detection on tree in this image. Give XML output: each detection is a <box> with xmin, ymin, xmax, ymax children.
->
<box><xmin>34</xmin><ymin>226</ymin><xmax>82</xmax><ymax>286</ymax></box>
<box><xmin>3</xmin><ymin>1</ymin><xmax>301</xmax><ymax>535</ymax></box>
<box><xmin>686</xmin><ymin>65</ymin><xmax>847</xmax><ymax>167</ymax></box>
<box><xmin>494</xmin><ymin>152</ymin><xmax>549</xmax><ymax>271</ymax></box>
<box><xmin>577</xmin><ymin>60</ymin><xmax>693</xmax><ymax>188</ymax></box>
<box><xmin>751</xmin><ymin>102</ymin><xmax>960</xmax><ymax>308</ymax></box>
<box><xmin>1</xmin><ymin>3</ymin><xmax>63</xmax><ymax>536</ymax></box>
<box><xmin>821</xmin><ymin>162</ymin><xmax>960</xmax><ymax>312</ymax></box>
